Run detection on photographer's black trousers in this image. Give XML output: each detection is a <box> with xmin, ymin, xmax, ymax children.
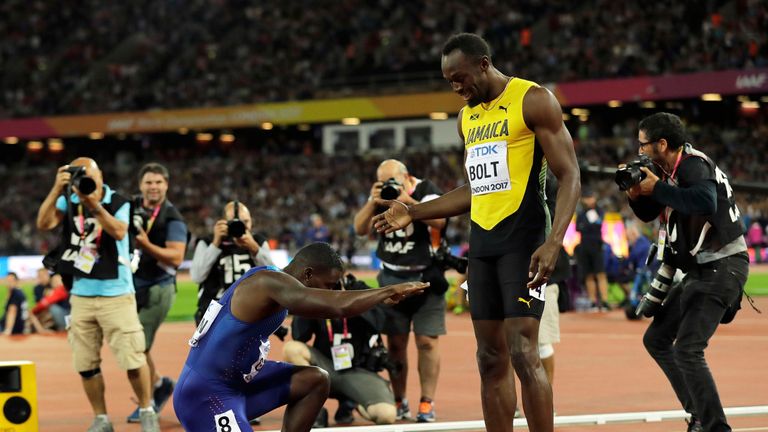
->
<box><xmin>643</xmin><ymin>253</ymin><xmax>748</xmax><ymax>432</ymax></box>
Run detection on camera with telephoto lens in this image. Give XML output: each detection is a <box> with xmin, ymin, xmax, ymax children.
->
<box><xmin>226</xmin><ymin>200</ymin><xmax>246</xmax><ymax>238</ymax></box>
<box><xmin>635</xmin><ymin>263</ymin><xmax>676</xmax><ymax>317</ymax></box>
<box><xmin>379</xmin><ymin>178</ymin><xmax>402</xmax><ymax>201</ymax></box>
<box><xmin>66</xmin><ymin>166</ymin><xmax>96</xmax><ymax>195</ymax></box>
<box><xmin>615</xmin><ymin>154</ymin><xmax>656</xmax><ymax>191</ymax></box>
<box><xmin>433</xmin><ymin>242</ymin><xmax>468</xmax><ymax>274</ymax></box>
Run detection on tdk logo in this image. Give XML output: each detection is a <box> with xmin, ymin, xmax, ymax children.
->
<box><xmin>470</xmin><ymin>144</ymin><xmax>499</xmax><ymax>158</ymax></box>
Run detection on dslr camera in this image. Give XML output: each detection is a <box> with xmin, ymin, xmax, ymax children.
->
<box><xmin>614</xmin><ymin>155</ymin><xmax>656</xmax><ymax>191</ymax></box>
<box><xmin>66</xmin><ymin>166</ymin><xmax>96</xmax><ymax>195</ymax></box>
<box><xmin>379</xmin><ymin>178</ymin><xmax>402</xmax><ymax>200</ymax></box>
<box><xmin>433</xmin><ymin>242</ymin><xmax>468</xmax><ymax>274</ymax></box>
<box><xmin>226</xmin><ymin>200</ymin><xmax>247</xmax><ymax>238</ymax></box>
<box><xmin>363</xmin><ymin>338</ymin><xmax>401</xmax><ymax>378</ymax></box>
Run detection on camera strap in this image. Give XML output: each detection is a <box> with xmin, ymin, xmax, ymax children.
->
<box><xmin>656</xmin><ymin>150</ymin><xmax>684</xmax><ymax>262</ymax></box>
<box><xmin>325</xmin><ymin>318</ymin><xmax>349</xmax><ymax>345</ymax></box>
<box><xmin>144</xmin><ymin>204</ymin><xmax>162</xmax><ymax>234</ymax></box>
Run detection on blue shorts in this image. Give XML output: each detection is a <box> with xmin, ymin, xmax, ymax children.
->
<box><xmin>173</xmin><ymin>361</ymin><xmax>295</xmax><ymax>431</ymax></box>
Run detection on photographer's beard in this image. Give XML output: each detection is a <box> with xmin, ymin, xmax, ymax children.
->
<box><xmin>142</xmin><ymin>194</ymin><xmax>165</xmax><ymax>208</ymax></box>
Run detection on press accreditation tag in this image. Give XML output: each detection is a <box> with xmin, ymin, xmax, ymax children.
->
<box><xmin>74</xmin><ymin>247</ymin><xmax>97</xmax><ymax>274</ymax></box>
<box><xmin>656</xmin><ymin>228</ymin><xmax>666</xmax><ymax>261</ymax></box>
<box><xmin>331</xmin><ymin>343</ymin><xmax>354</xmax><ymax>371</ymax></box>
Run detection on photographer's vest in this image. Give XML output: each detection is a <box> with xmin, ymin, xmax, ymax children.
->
<box><xmin>663</xmin><ymin>144</ymin><xmax>746</xmax><ymax>271</ymax></box>
<box><xmin>57</xmin><ymin>188</ymin><xmax>129</xmax><ymax>280</ymax></box>
<box><xmin>376</xmin><ymin>180</ymin><xmax>442</xmax><ymax>269</ymax></box>
<box><xmin>134</xmin><ymin>200</ymin><xmax>185</xmax><ymax>280</ymax></box>
<box><xmin>461</xmin><ymin>78</ymin><xmax>548</xmax><ymax>257</ymax></box>
<box><xmin>197</xmin><ymin>232</ymin><xmax>267</xmax><ymax>306</ymax></box>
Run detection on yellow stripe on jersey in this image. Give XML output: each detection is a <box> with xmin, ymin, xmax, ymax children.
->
<box><xmin>462</xmin><ymin>78</ymin><xmax>539</xmax><ymax>230</ymax></box>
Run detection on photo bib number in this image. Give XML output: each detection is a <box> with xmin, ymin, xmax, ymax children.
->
<box><xmin>465</xmin><ymin>141</ymin><xmax>511</xmax><ymax>196</ymax></box>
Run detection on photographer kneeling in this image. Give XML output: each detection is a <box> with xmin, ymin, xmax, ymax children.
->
<box><xmin>284</xmin><ymin>274</ymin><xmax>397</xmax><ymax>427</ymax></box>
<box><xmin>620</xmin><ymin>113</ymin><xmax>749</xmax><ymax>432</ymax></box>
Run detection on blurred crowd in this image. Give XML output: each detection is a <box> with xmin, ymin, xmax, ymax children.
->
<box><xmin>2</xmin><ymin>111</ymin><xmax>768</xmax><ymax>257</ymax></box>
<box><xmin>0</xmin><ymin>146</ymin><xmax>471</xmax><ymax>256</ymax></box>
<box><xmin>2</xmin><ymin>0</ymin><xmax>766</xmax><ymax>117</ymax></box>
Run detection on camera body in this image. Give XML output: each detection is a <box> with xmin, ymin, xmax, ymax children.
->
<box><xmin>363</xmin><ymin>341</ymin><xmax>401</xmax><ymax>378</ymax></box>
<box><xmin>226</xmin><ymin>219</ymin><xmax>246</xmax><ymax>238</ymax></box>
<box><xmin>433</xmin><ymin>243</ymin><xmax>468</xmax><ymax>274</ymax></box>
<box><xmin>66</xmin><ymin>166</ymin><xmax>96</xmax><ymax>195</ymax></box>
<box><xmin>615</xmin><ymin>154</ymin><xmax>655</xmax><ymax>191</ymax></box>
<box><xmin>380</xmin><ymin>178</ymin><xmax>402</xmax><ymax>200</ymax></box>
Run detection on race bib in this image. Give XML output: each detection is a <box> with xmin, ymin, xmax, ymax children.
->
<box><xmin>74</xmin><ymin>247</ymin><xmax>97</xmax><ymax>274</ymax></box>
<box><xmin>243</xmin><ymin>340</ymin><xmax>271</xmax><ymax>383</ymax></box>
<box><xmin>214</xmin><ymin>409</ymin><xmax>242</xmax><ymax>432</ymax></box>
<box><xmin>331</xmin><ymin>343</ymin><xmax>354</xmax><ymax>371</ymax></box>
<box><xmin>189</xmin><ymin>300</ymin><xmax>223</xmax><ymax>347</ymax></box>
<box><xmin>465</xmin><ymin>141</ymin><xmax>511</xmax><ymax>195</ymax></box>
<box><xmin>529</xmin><ymin>284</ymin><xmax>546</xmax><ymax>301</ymax></box>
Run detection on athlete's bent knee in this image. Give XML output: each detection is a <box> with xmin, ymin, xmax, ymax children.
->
<box><xmin>79</xmin><ymin>368</ymin><xmax>101</xmax><ymax>379</ymax></box>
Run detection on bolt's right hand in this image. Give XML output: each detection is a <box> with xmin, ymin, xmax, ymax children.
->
<box><xmin>53</xmin><ymin>165</ymin><xmax>72</xmax><ymax>194</ymax></box>
<box><xmin>383</xmin><ymin>281</ymin><xmax>429</xmax><ymax>305</ymax></box>
<box><xmin>212</xmin><ymin>219</ymin><xmax>228</xmax><ymax>247</ymax></box>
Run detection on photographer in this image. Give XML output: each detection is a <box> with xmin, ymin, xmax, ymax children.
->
<box><xmin>190</xmin><ymin>200</ymin><xmax>275</xmax><ymax>325</ymax></box>
<box><xmin>353</xmin><ymin>159</ymin><xmax>447</xmax><ymax>422</ymax></box>
<box><xmin>623</xmin><ymin>113</ymin><xmax>749</xmax><ymax>432</ymax></box>
<box><xmin>35</xmin><ymin>158</ymin><xmax>158</xmax><ymax>431</ymax></box>
<box><xmin>129</xmin><ymin>162</ymin><xmax>188</xmax><ymax>422</ymax></box>
<box><xmin>283</xmin><ymin>273</ymin><xmax>396</xmax><ymax>427</ymax></box>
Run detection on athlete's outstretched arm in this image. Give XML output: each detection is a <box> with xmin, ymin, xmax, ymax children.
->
<box><xmin>523</xmin><ymin>86</ymin><xmax>581</xmax><ymax>288</ymax></box>
<box><xmin>238</xmin><ymin>271</ymin><xmax>429</xmax><ymax>318</ymax></box>
<box><xmin>373</xmin><ymin>109</ymin><xmax>470</xmax><ymax>233</ymax></box>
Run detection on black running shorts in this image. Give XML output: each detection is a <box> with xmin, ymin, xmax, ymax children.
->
<box><xmin>468</xmin><ymin>250</ymin><xmax>545</xmax><ymax>320</ymax></box>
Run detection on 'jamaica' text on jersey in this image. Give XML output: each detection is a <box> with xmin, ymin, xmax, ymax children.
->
<box><xmin>465</xmin><ymin>119</ymin><xmax>509</xmax><ymax>145</ymax></box>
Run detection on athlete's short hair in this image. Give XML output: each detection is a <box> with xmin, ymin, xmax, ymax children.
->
<box><xmin>638</xmin><ymin>112</ymin><xmax>687</xmax><ymax>150</ymax></box>
<box><xmin>442</xmin><ymin>33</ymin><xmax>492</xmax><ymax>60</ymax></box>
<box><xmin>291</xmin><ymin>242</ymin><xmax>343</xmax><ymax>274</ymax></box>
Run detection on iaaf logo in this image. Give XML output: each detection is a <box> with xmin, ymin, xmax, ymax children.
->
<box><xmin>735</xmin><ymin>73</ymin><xmax>767</xmax><ymax>89</ymax></box>
<box><xmin>470</xmin><ymin>143</ymin><xmax>499</xmax><ymax>158</ymax></box>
